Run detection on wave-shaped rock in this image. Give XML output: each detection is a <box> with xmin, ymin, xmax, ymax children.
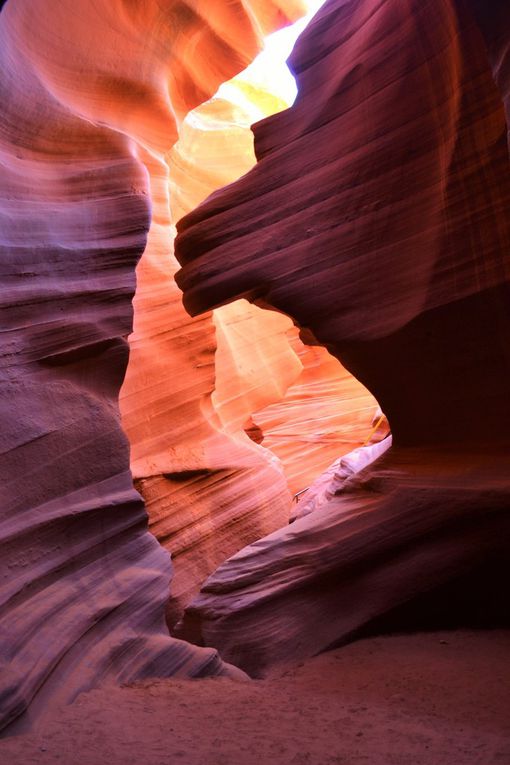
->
<box><xmin>178</xmin><ymin>445</ymin><xmax>510</xmax><ymax>676</ymax></box>
<box><xmin>252</xmin><ymin>340</ymin><xmax>382</xmax><ymax>495</ymax></box>
<box><xmin>0</xmin><ymin>0</ymin><xmax>304</xmax><ymax>733</ymax></box>
<box><xmin>175</xmin><ymin>0</ymin><xmax>510</xmax><ymax>670</ymax></box>
<box><xmin>168</xmin><ymin>84</ymin><xmax>379</xmax><ymax>508</ymax></box>
<box><xmin>121</xmin><ymin>72</ymin><xmax>300</xmax><ymax>628</ymax></box>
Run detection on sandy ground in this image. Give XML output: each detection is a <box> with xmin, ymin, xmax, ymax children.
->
<box><xmin>1</xmin><ymin>630</ymin><xmax>509</xmax><ymax>765</ymax></box>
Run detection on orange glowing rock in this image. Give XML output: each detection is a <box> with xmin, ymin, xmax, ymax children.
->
<box><xmin>161</xmin><ymin>65</ymin><xmax>378</xmax><ymax>531</ymax></box>
<box><xmin>120</xmin><ymin>69</ymin><xmax>300</xmax><ymax>625</ymax></box>
<box><xmin>253</xmin><ymin>341</ymin><xmax>381</xmax><ymax>495</ymax></box>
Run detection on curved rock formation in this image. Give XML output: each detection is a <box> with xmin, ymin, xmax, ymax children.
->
<box><xmin>179</xmin><ymin>446</ymin><xmax>510</xmax><ymax>675</ymax></box>
<box><xmin>122</xmin><ymin>68</ymin><xmax>299</xmax><ymax>628</ymax></box>
<box><xmin>252</xmin><ymin>340</ymin><xmax>382</xmax><ymax>495</ymax></box>
<box><xmin>175</xmin><ymin>0</ymin><xmax>510</xmax><ymax>672</ymax></box>
<box><xmin>0</xmin><ymin>0</ymin><xmax>305</xmax><ymax>733</ymax></box>
<box><xmin>167</xmin><ymin>75</ymin><xmax>378</xmax><ymax>509</ymax></box>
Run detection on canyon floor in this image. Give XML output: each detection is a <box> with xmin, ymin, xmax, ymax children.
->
<box><xmin>1</xmin><ymin>630</ymin><xmax>509</xmax><ymax>764</ymax></box>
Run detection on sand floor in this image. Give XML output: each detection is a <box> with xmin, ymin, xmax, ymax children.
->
<box><xmin>1</xmin><ymin>630</ymin><xmax>509</xmax><ymax>765</ymax></box>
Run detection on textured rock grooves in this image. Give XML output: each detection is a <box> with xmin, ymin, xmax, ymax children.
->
<box><xmin>0</xmin><ymin>0</ymin><xmax>308</xmax><ymax>733</ymax></box>
<box><xmin>132</xmin><ymin>80</ymin><xmax>377</xmax><ymax>627</ymax></box>
<box><xmin>174</xmin><ymin>0</ymin><xmax>510</xmax><ymax>673</ymax></box>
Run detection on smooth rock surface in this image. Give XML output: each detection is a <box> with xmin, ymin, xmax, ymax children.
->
<box><xmin>175</xmin><ymin>0</ymin><xmax>510</xmax><ymax>669</ymax></box>
<box><xmin>0</xmin><ymin>0</ymin><xmax>304</xmax><ymax>733</ymax></box>
<box><xmin>178</xmin><ymin>447</ymin><xmax>510</xmax><ymax>674</ymax></box>
<box><xmin>252</xmin><ymin>339</ymin><xmax>383</xmax><ymax>495</ymax></box>
<box><xmin>122</xmin><ymin>68</ymin><xmax>298</xmax><ymax>626</ymax></box>
<box><xmin>139</xmin><ymin>69</ymin><xmax>377</xmax><ymax>620</ymax></box>
<box><xmin>167</xmin><ymin>78</ymin><xmax>378</xmax><ymax>504</ymax></box>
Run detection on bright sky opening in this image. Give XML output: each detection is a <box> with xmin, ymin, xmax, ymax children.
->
<box><xmin>217</xmin><ymin>0</ymin><xmax>327</xmax><ymax>108</ymax></box>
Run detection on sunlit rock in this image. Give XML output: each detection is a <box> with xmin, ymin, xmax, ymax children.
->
<box><xmin>167</xmin><ymin>72</ymin><xmax>378</xmax><ymax>517</ymax></box>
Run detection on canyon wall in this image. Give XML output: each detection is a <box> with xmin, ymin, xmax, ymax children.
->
<box><xmin>0</xmin><ymin>0</ymin><xmax>306</xmax><ymax>732</ymax></box>
<box><xmin>4</xmin><ymin>0</ymin><xmax>507</xmax><ymax>729</ymax></box>
<box><xmin>175</xmin><ymin>0</ymin><xmax>510</xmax><ymax>673</ymax></box>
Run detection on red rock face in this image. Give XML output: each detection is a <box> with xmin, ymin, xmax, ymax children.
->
<box><xmin>175</xmin><ymin>0</ymin><xmax>510</xmax><ymax>672</ymax></box>
<box><xmin>0</xmin><ymin>0</ymin><xmax>305</xmax><ymax>733</ymax></box>
<box><xmin>176</xmin><ymin>0</ymin><xmax>510</xmax><ymax>446</ymax></box>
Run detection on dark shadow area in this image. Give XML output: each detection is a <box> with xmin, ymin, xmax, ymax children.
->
<box><xmin>350</xmin><ymin>553</ymin><xmax>510</xmax><ymax>643</ymax></box>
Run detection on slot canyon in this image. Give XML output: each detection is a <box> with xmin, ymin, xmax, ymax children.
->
<box><xmin>0</xmin><ymin>0</ymin><xmax>509</xmax><ymax>762</ymax></box>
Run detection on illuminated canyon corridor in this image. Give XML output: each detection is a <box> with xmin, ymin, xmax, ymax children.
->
<box><xmin>0</xmin><ymin>0</ymin><xmax>509</xmax><ymax>763</ymax></box>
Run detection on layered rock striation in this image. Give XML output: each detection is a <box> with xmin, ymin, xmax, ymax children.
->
<box><xmin>175</xmin><ymin>0</ymin><xmax>510</xmax><ymax>672</ymax></box>
<box><xmin>149</xmin><ymin>84</ymin><xmax>377</xmax><ymax>617</ymax></box>
<box><xmin>0</xmin><ymin>0</ymin><xmax>306</xmax><ymax>733</ymax></box>
<box><xmin>122</xmin><ymin>65</ymin><xmax>300</xmax><ymax>627</ymax></box>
